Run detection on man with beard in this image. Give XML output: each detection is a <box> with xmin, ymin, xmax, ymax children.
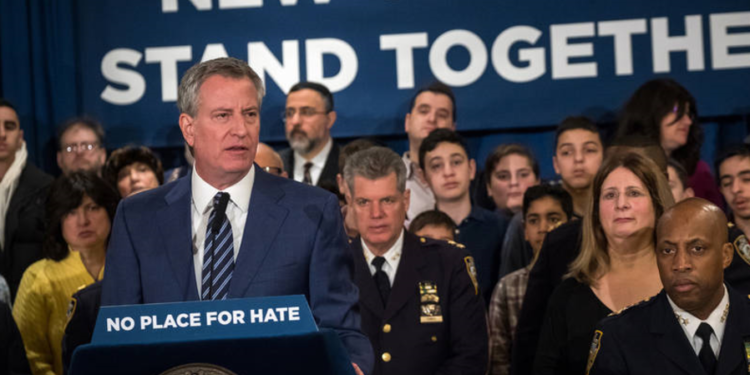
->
<box><xmin>280</xmin><ymin>82</ymin><xmax>339</xmax><ymax>187</ymax></box>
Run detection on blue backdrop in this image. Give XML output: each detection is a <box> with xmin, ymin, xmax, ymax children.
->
<box><xmin>1</xmin><ymin>0</ymin><xmax>749</xmax><ymax>177</ymax></box>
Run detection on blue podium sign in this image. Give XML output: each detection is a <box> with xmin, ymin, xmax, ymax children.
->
<box><xmin>91</xmin><ymin>295</ymin><xmax>318</xmax><ymax>345</ymax></box>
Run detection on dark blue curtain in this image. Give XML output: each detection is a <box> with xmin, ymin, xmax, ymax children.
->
<box><xmin>0</xmin><ymin>0</ymin><xmax>79</xmax><ymax>172</ymax></box>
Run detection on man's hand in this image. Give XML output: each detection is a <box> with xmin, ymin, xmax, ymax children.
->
<box><xmin>352</xmin><ymin>362</ymin><xmax>364</xmax><ymax>375</ymax></box>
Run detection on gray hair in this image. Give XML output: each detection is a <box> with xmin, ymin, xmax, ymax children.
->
<box><xmin>343</xmin><ymin>147</ymin><xmax>407</xmax><ymax>194</ymax></box>
<box><xmin>177</xmin><ymin>57</ymin><xmax>265</xmax><ymax>117</ymax></box>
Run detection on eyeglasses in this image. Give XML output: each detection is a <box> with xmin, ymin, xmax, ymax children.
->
<box><xmin>282</xmin><ymin>107</ymin><xmax>328</xmax><ymax>121</ymax></box>
<box><xmin>63</xmin><ymin>142</ymin><xmax>100</xmax><ymax>154</ymax></box>
<box><xmin>261</xmin><ymin>166</ymin><xmax>284</xmax><ymax>176</ymax></box>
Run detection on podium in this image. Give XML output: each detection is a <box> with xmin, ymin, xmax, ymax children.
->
<box><xmin>69</xmin><ymin>295</ymin><xmax>357</xmax><ymax>375</ymax></box>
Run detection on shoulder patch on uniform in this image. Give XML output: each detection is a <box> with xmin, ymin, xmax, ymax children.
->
<box><xmin>463</xmin><ymin>256</ymin><xmax>479</xmax><ymax>296</ymax></box>
<box><xmin>586</xmin><ymin>330</ymin><xmax>603</xmax><ymax>375</ymax></box>
<box><xmin>733</xmin><ymin>235</ymin><xmax>750</xmax><ymax>266</ymax></box>
<box><xmin>65</xmin><ymin>297</ymin><xmax>78</xmax><ymax>327</ymax></box>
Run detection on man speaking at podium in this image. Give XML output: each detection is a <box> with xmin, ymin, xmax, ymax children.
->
<box><xmin>101</xmin><ymin>57</ymin><xmax>373</xmax><ymax>374</ymax></box>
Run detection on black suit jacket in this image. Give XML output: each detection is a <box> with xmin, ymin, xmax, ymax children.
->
<box><xmin>0</xmin><ymin>301</ymin><xmax>30</xmax><ymax>375</ymax></box>
<box><xmin>589</xmin><ymin>287</ymin><xmax>750</xmax><ymax>375</ymax></box>
<box><xmin>279</xmin><ymin>142</ymin><xmax>340</xmax><ymax>188</ymax></box>
<box><xmin>0</xmin><ymin>162</ymin><xmax>53</xmax><ymax>300</ymax></box>
<box><xmin>350</xmin><ymin>231</ymin><xmax>488</xmax><ymax>375</ymax></box>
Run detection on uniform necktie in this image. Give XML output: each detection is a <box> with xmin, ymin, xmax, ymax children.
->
<box><xmin>372</xmin><ymin>256</ymin><xmax>391</xmax><ymax>306</ymax></box>
<box><xmin>201</xmin><ymin>192</ymin><xmax>234</xmax><ymax>301</ymax></box>
<box><xmin>303</xmin><ymin>162</ymin><xmax>313</xmax><ymax>185</ymax></box>
<box><xmin>696</xmin><ymin>322</ymin><xmax>717</xmax><ymax>375</ymax></box>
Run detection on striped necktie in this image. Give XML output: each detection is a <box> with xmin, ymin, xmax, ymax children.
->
<box><xmin>201</xmin><ymin>192</ymin><xmax>234</xmax><ymax>300</ymax></box>
<box><xmin>303</xmin><ymin>162</ymin><xmax>314</xmax><ymax>185</ymax></box>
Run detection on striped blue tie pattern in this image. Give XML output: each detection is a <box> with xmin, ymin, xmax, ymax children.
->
<box><xmin>201</xmin><ymin>192</ymin><xmax>234</xmax><ymax>300</ymax></box>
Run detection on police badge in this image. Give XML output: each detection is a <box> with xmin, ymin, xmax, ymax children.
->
<box><xmin>585</xmin><ymin>330</ymin><xmax>603</xmax><ymax>375</ymax></box>
<box><xmin>419</xmin><ymin>281</ymin><xmax>443</xmax><ymax>323</ymax></box>
<box><xmin>159</xmin><ymin>364</ymin><xmax>237</xmax><ymax>375</ymax></box>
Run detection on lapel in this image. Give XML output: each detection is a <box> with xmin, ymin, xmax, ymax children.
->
<box><xmin>4</xmin><ymin>165</ymin><xmax>30</xmax><ymax>249</ymax></box>
<box><xmin>384</xmin><ymin>231</ymin><xmax>427</xmax><ymax>321</ymax></box>
<box><xmin>652</xmin><ymin>291</ymin><xmax>706</xmax><ymax>375</ymax></box>
<box><xmin>157</xmin><ymin>177</ymin><xmax>199</xmax><ymax>301</ymax></box>
<box><xmin>229</xmin><ymin>168</ymin><xmax>288</xmax><ymax>297</ymax></box>
<box><xmin>351</xmin><ymin>238</ymin><xmax>385</xmax><ymax>317</ymax></box>
<box><xmin>716</xmin><ymin>286</ymin><xmax>750</xmax><ymax>375</ymax></box>
<box><xmin>317</xmin><ymin>143</ymin><xmax>339</xmax><ymax>186</ymax></box>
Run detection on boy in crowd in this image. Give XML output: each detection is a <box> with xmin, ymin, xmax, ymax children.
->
<box><xmin>552</xmin><ymin>116</ymin><xmax>603</xmax><ymax>216</ymax></box>
<box><xmin>419</xmin><ymin>129</ymin><xmax>509</xmax><ymax>306</ymax></box>
<box><xmin>403</xmin><ymin>82</ymin><xmax>457</xmax><ymax>224</ymax></box>
<box><xmin>715</xmin><ymin>144</ymin><xmax>750</xmax><ymax>293</ymax></box>
<box><xmin>488</xmin><ymin>185</ymin><xmax>573</xmax><ymax>375</ymax></box>
<box><xmin>408</xmin><ymin>210</ymin><xmax>456</xmax><ymax>242</ymax></box>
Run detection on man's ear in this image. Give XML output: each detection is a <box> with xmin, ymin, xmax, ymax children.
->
<box><xmin>553</xmin><ymin>156</ymin><xmax>561</xmax><ymax>175</ymax></box>
<box><xmin>722</xmin><ymin>242</ymin><xmax>734</xmax><ymax>269</ymax></box>
<box><xmin>179</xmin><ymin>113</ymin><xmax>195</xmax><ymax>148</ymax></box>
<box><xmin>404</xmin><ymin>113</ymin><xmax>411</xmax><ymax>133</ymax></box>
<box><xmin>327</xmin><ymin>111</ymin><xmax>337</xmax><ymax>130</ymax></box>
<box><xmin>469</xmin><ymin>159</ymin><xmax>476</xmax><ymax>180</ymax></box>
<box><xmin>684</xmin><ymin>187</ymin><xmax>695</xmax><ymax>199</ymax></box>
<box><xmin>404</xmin><ymin>188</ymin><xmax>411</xmax><ymax>213</ymax></box>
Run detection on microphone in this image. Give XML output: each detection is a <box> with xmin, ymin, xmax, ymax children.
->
<box><xmin>212</xmin><ymin>192</ymin><xmax>231</xmax><ymax>234</ymax></box>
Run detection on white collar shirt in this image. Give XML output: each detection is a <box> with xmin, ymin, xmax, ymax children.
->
<box><xmin>191</xmin><ymin>165</ymin><xmax>255</xmax><ymax>295</ymax></box>
<box><xmin>667</xmin><ymin>284</ymin><xmax>730</xmax><ymax>358</ymax></box>
<box><xmin>402</xmin><ymin>151</ymin><xmax>435</xmax><ymax>227</ymax></box>
<box><xmin>292</xmin><ymin>137</ymin><xmax>332</xmax><ymax>185</ymax></box>
<box><xmin>361</xmin><ymin>230</ymin><xmax>405</xmax><ymax>286</ymax></box>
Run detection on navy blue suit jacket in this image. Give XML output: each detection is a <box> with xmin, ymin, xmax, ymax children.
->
<box><xmin>101</xmin><ymin>167</ymin><xmax>373</xmax><ymax>373</ymax></box>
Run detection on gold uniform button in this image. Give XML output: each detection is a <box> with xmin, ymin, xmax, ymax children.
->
<box><xmin>420</xmin><ymin>237</ymin><xmax>426</xmax><ymax>243</ymax></box>
<box><xmin>431</xmin><ymin>336</ymin><xmax>437</xmax><ymax>342</ymax></box>
<box><xmin>383</xmin><ymin>324</ymin><xmax>392</xmax><ymax>333</ymax></box>
<box><xmin>382</xmin><ymin>352</ymin><xmax>391</xmax><ymax>362</ymax></box>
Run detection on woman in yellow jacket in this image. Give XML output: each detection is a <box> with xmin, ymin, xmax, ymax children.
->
<box><xmin>13</xmin><ymin>171</ymin><xmax>118</xmax><ymax>375</ymax></box>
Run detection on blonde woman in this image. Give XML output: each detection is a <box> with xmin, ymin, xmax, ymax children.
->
<box><xmin>533</xmin><ymin>152</ymin><xmax>674</xmax><ymax>375</ymax></box>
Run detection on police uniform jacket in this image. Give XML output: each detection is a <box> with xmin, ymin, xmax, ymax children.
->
<box><xmin>588</xmin><ymin>286</ymin><xmax>750</xmax><ymax>375</ymax></box>
<box><xmin>62</xmin><ymin>281</ymin><xmax>101</xmax><ymax>374</ymax></box>
<box><xmin>351</xmin><ymin>231</ymin><xmax>488</xmax><ymax>375</ymax></box>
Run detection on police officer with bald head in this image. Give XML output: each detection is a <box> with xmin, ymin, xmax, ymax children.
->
<box><xmin>588</xmin><ymin>198</ymin><xmax>750</xmax><ymax>375</ymax></box>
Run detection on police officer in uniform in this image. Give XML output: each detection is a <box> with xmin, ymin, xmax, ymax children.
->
<box><xmin>61</xmin><ymin>281</ymin><xmax>101</xmax><ymax>374</ymax></box>
<box><xmin>588</xmin><ymin>198</ymin><xmax>750</xmax><ymax>375</ymax></box>
<box><xmin>343</xmin><ymin>147</ymin><xmax>487</xmax><ymax>375</ymax></box>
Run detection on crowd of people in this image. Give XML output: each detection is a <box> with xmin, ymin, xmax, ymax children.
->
<box><xmin>0</xmin><ymin>56</ymin><xmax>749</xmax><ymax>375</ymax></box>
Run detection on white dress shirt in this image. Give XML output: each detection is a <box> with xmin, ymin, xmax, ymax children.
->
<box><xmin>292</xmin><ymin>137</ymin><xmax>332</xmax><ymax>185</ymax></box>
<box><xmin>191</xmin><ymin>165</ymin><xmax>255</xmax><ymax>295</ymax></box>
<box><xmin>667</xmin><ymin>284</ymin><xmax>730</xmax><ymax>358</ymax></box>
<box><xmin>361</xmin><ymin>230</ymin><xmax>405</xmax><ymax>286</ymax></box>
<box><xmin>402</xmin><ymin>152</ymin><xmax>435</xmax><ymax>227</ymax></box>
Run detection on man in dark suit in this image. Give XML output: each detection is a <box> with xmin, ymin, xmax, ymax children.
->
<box><xmin>589</xmin><ymin>198</ymin><xmax>750</xmax><ymax>375</ymax></box>
<box><xmin>279</xmin><ymin>81</ymin><xmax>339</xmax><ymax>188</ymax></box>
<box><xmin>101</xmin><ymin>58</ymin><xmax>372</xmax><ymax>375</ymax></box>
<box><xmin>343</xmin><ymin>146</ymin><xmax>487</xmax><ymax>375</ymax></box>
<box><xmin>0</xmin><ymin>99</ymin><xmax>53</xmax><ymax>301</ymax></box>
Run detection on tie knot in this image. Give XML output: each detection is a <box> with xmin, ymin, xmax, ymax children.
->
<box><xmin>372</xmin><ymin>256</ymin><xmax>386</xmax><ymax>271</ymax></box>
<box><xmin>696</xmin><ymin>322</ymin><xmax>714</xmax><ymax>341</ymax></box>
<box><xmin>304</xmin><ymin>162</ymin><xmax>313</xmax><ymax>171</ymax></box>
<box><xmin>213</xmin><ymin>192</ymin><xmax>231</xmax><ymax>215</ymax></box>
